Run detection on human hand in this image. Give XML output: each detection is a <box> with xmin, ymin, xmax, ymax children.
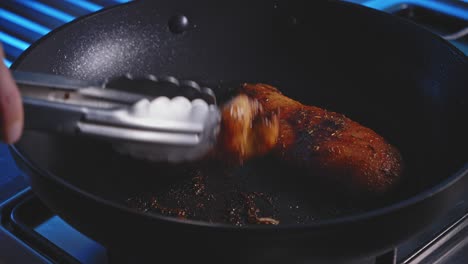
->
<box><xmin>0</xmin><ymin>44</ymin><xmax>24</xmax><ymax>143</ymax></box>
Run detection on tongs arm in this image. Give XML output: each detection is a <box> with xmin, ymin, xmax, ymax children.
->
<box><xmin>13</xmin><ymin>71</ymin><xmax>127</xmax><ymax>133</ymax></box>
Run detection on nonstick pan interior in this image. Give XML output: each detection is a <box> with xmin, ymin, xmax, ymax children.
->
<box><xmin>12</xmin><ymin>0</ymin><xmax>468</xmax><ymax>228</ymax></box>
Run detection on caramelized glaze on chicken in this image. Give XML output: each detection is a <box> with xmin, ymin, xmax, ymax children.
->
<box><xmin>217</xmin><ymin>83</ymin><xmax>403</xmax><ymax>196</ymax></box>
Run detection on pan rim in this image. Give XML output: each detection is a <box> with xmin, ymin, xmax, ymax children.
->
<box><xmin>9</xmin><ymin>0</ymin><xmax>468</xmax><ymax>231</ymax></box>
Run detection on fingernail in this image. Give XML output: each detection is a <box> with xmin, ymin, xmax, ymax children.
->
<box><xmin>5</xmin><ymin>120</ymin><xmax>22</xmax><ymax>144</ymax></box>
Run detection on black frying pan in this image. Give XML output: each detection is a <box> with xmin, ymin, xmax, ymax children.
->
<box><xmin>9</xmin><ymin>0</ymin><xmax>468</xmax><ymax>263</ymax></box>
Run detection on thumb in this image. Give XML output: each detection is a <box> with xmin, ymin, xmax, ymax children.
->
<box><xmin>0</xmin><ymin>44</ymin><xmax>24</xmax><ymax>143</ymax></box>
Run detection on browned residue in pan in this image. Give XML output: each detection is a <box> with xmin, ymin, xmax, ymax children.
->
<box><xmin>126</xmin><ymin>172</ymin><xmax>281</xmax><ymax>226</ymax></box>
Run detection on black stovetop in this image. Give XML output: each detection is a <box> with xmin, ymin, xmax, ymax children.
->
<box><xmin>0</xmin><ymin>1</ymin><xmax>467</xmax><ymax>263</ymax></box>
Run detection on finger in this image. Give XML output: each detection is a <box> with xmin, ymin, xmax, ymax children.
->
<box><xmin>0</xmin><ymin>45</ymin><xmax>24</xmax><ymax>143</ymax></box>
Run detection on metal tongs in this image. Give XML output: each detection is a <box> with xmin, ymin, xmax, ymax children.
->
<box><xmin>13</xmin><ymin>71</ymin><xmax>221</xmax><ymax>163</ymax></box>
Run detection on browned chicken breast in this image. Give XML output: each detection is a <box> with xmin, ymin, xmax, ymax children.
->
<box><xmin>216</xmin><ymin>83</ymin><xmax>403</xmax><ymax>196</ymax></box>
